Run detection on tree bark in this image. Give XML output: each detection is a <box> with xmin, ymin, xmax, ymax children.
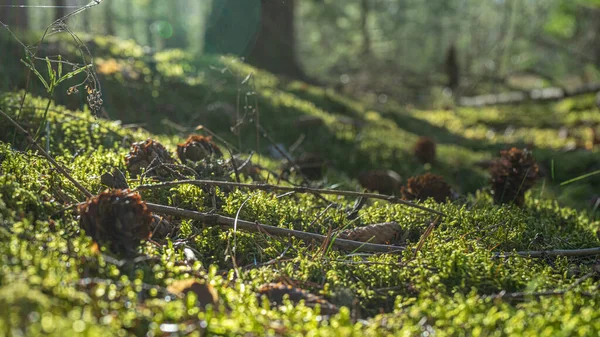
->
<box><xmin>445</xmin><ymin>44</ymin><xmax>460</xmax><ymax>92</ymax></box>
<box><xmin>104</xmin><ymin>0</ymin><xmax>115</xmax><ymax>36</ymax></box>
<box><xmin>54</xmin><ymin>0</ymin><xmax>66</xmax><ymax>21</ymax></box>
<box><xmin>204</xmin><ymin>0</ymin><xmax>306</xmax><ymax>80</ymax></box>
<box><xmin>0</xmin><ymin>0</ymin><xmax>28</xmax><ymax>30</ymax></box>
<box><xmin>246</xmin><ymin>0</ymin><xmax>306</xmax><ymax>79</ymax></box>
<box><xmin>204</xmin><ymin>0</ymin><xmax>261</xmax><ymax>55</ymax></box>
<box><xmin>125</xmin><ymin>0</ymin><xmax>135</xmax><ymax>38</ymax></box>
<box><xmin>359</xmin><ymin>0</ymin><xmax>371</xmax><ymax>56</ymax></box>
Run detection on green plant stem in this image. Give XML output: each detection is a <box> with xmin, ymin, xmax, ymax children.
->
<box><xmin>33</xmin><ymin>95</ymin><xmax>53</xmax><ymax>143</ymax></box>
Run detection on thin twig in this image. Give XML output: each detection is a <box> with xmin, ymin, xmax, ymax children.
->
<box><xmin>0</xmin><ymin>108</ymin><xmax>93</xmax><ymax>198</ymax></box>
<box><xmin>494</xmin><ymin>247</ymin><xmax>600</xmax><ymax>258</ymax></box>
<box><xmin>145</xmin><ymin>202</ymin><xmax>405</xmax><ymax>253</ymax></box>
<box><xmin>134</xmin><ymin>179</ymin><xmax>445</xmax><ymax>216</ymax></box>
<box><xmin>483</xmin><ymin>272</ymin><xmax>595</xmax><ymax>300</ymax></box>
<box><xmin>415</xmin><ymin>217</ymin><xmax>439</xmax><ymax>253</ymax></box>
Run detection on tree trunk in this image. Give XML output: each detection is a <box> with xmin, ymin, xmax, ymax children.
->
<box><xmin>246</xmin><ymin>0</ymin><xmax>306</xmax><ymax>79</ymax></box>
<box><xmin>104</xmin><ymin>0</ymin><xmax>115</xmax><ymax>36</ymax></box>
<box><xmin>204</xmin><ymin>0</ymin><xmax>305</xmax><ymax>79</ymax></box>
<box><xmin>359</xmin><ymin>0</ymin><xmax>371</xmax><ymax>56</ymax></box>
<box><xmin>0</xmin><ymin>0</ymin><xmax>28</xmax><ymax>30</ymax></box>
<box><xmin>125</xmin><ymin>0</ymin><xmax>135</xmax><ymax>38</ymax></box>
<box><xmin>54</xmin><ymin>0</ymin><xmax>66</xmax><ymax>21</ymax></box>
<box><xmin>204</xmin><ymin>0</ymin><xmax>261</xmax><ymax>56</ymax></box>
<box><xmin>445</xmin><ymin>44</ymin><xmax>460</xmax><ymax>92</ymax></box>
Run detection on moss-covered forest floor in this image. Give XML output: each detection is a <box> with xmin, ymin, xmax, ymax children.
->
<box><xmin>1</xmin><ymin>35</ymin><xmax>600</xmax><ymax>336</ymax></box>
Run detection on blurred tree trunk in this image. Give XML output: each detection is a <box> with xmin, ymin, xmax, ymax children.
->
<box><xmin>164</xmin><ymin>1</ymin><xmax>189</xmax><ymax>49</ymax></box>
<box><xmin>445</xmin><ymin>44</ymin><xmax>459</xmax><ymax>92</ymax></box>
<box><xmin>0</xmin><ymin>0</ymin><xmax>28</xmax><ymax>30</ymax></box>
<box><xmin>54</xmin><ymin>0</ymin><xmax>66</xmax><ymax>21</ymax></box>
<box><xmin>125</xmin><ymin>0</ymin><xmax>135</xmax><ymax>38</ymax></box>
<box><xmin>246</xmin><ymin>0</ymin><xmax>306</xmax><ymax>79</ymax></box>
<box><xmin>359</xmin><ymin>0</ymin><xmax>371</xmax><ymax>56</ymax></box>
<box><xmin>104</xmin><ymin>1</ymin><xmax>115</xmax><ymax>36</ymax></box>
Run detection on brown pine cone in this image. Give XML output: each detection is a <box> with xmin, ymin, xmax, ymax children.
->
<box><xmin>336</xmin><ymin>222</ymin><xmax>403</xmax><ymax>245</ymax></box>
<box><xmin>414</xmin><ymin>137</ymin><xmax>436</xmax><ymax>164</ymax></box>
<box><xmin>257</xmin><ymin>283</ymin><xmax>338</xmax><ymax>315</ymax></box>
<box><xmin>125</xmin><ymin>139</ymin><xmax>175</xmax><ymax>177</ymax></box>
<box><xmin>358</xmin><ymin>169</ymin><xmax>402</xmax><ymax>195</ymax></box>
<box><xmin>490</xmin><ymin>147</ymin><xmax>539</xmax><ymax>206</ymax></box>
<box><xmin>177</xmin><ymin>135</ymin><xmax>223</xmax><ymax>163</ymax></box>
<box><xmin>78</xmin><ymin>189</ymin><xmax>153</xmax><ymax>256</ymax></box>
<box><xmin>281</xmin><ymin>152</ymin><xmax>327</xmax><ymax>181</ymax></box>
<box><xmin>401</xmin><ymin>173</ymin><xmax>452</xmax><ymax>203</ymax></box>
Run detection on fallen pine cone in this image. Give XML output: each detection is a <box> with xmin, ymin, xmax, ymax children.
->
<box><xmin>167</xmin><ymin>279</ymin><xmax>219</xmax><ymax>310</ymax></box>
<box><xmin>228</xmin><ymin>156</ymin><xmax>262</xmax><ymax>181</ymax></box>
<box><xmin>414</xmin><ymin>137</ymin><xmax>436</xmax><ymax>164</ymax></box>
<box><xmin>78</xmin><ymin>189</ymin><xmax>153</xmax><ymax>256</ymax></box>
<box><xmin>336</xmin><ymin>222</ymin><xmax>404</xmax><ymax>245</ymax></box>
<box><xmin>100</xmin><ymin>168</ymin><xmax>129</xmax><ymax>189</ymax></box>
<box><xmin>125</xmin><ymin>139</ymin><xmax>175</xmax><ymax>177</ymax></box>
<box><xmin>257</xmin><ymin>283</ymin><xmax>338</xmax><ymax>315</ymax></box>
<box><xmin>358</xmin><ymin>169</ymin><xmax>402</xmax><ymax>195</ymax></box>
<box><xmin>401</xmin><ymin>173</ymin><xmax>452</xmax><ymax>203</ymax></box>
<box><xmin>177</xmin><ymin>135</ymin><xmax>223</xmax><ymax>163</ymax></box>
<box><xmin>490</xmin><ymin>147</ymin><xmax>539</xmax><ymax>206</ymax></box>
<box><xmin>281</xmin><ymin>152</ymin><xmax>327</xmax><ymax>181</ymax></box>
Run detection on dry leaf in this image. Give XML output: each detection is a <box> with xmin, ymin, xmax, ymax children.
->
<box><xmin>336</xmin><ymin>222</ymin><xmax>403</xmax><ymax>244</ymax></box>
<box><xmin>257</xmin><ymin>283</ymin><xmax>338</xmax><ymax>315</ymax></box>
<box><xmin>167</xmin><ymin>279</ymin><xmax>219</xmax><ymax>309</ymax></box>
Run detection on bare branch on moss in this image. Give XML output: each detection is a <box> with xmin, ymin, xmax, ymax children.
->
<box><xmin>0</xmin><ymin>108</ymin><xmax>93</xmax><ymax>198</ymax></box>
<box><xmin>483</xmin><ymin>272</ymin><xmax>595</xmax><ymax>300</ymax></box>
<box><xmin>145</xmin><ymin>202</ymin><xmax>405</xmax><ymax>253</ymax></box>
<box><xmin>135</xmin><ymin>179</ymin><xmax>446</xmax><ymax>216</ymax></box>
<box><xmin>494</xmin><ymin>247</ymin><xmax>600</xmax><ymax>258</ymax></box>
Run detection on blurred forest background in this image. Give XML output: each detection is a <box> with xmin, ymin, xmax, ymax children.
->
<box><xmin>2</xmin><ymin>0</ymin><xmax>600</xmax><ymax>107</ymax></box>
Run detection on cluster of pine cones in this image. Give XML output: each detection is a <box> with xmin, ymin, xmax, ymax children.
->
<box><xmin>82</xmin><ymin>134</ymin><xmax>252</xmax><ymax>256</ymax></box>
<box><xmin>358</xmin><ymin>136</ymin><xmax>540</xmax><ymax>206</ymax></box>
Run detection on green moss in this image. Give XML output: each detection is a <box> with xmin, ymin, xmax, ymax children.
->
<box><xmin>0</xmin><ymin>34</ymin><xmax>600</xmax><ymax>335</ymax></box>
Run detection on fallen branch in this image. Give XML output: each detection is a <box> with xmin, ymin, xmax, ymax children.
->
<box><xmin>459</xmin><ymin>82</ymin><xmax>600</xmax><ymax>107</ymax></box>
<box><xmin>483</xmin><ymin>272</ymin><xmax>595</xmax><ymax>300</ymax></box>
<box><xmin>135</xmin><ymin>179</ymin><xmax>446</xmax><ymax>216</ymax></box>
<box><xmin>494</xmin><ymin>247</ymin><xmax>600</xmax><ymax>258</ymax></box>
<box><xmin>145</xmin><ymin>202</ymin><xmax>405</xmax><ymax>253</ymax></box>
<box><xmin>0</xmin><ymin>108</ymin><xmax>93</xmax><ymax>198</ymax></box>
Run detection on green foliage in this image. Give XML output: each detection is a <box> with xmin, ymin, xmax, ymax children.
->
<box><xmin>1</xmin><ymin>35</ymin><xmax>600</xmax><ymax>335</ymax></box>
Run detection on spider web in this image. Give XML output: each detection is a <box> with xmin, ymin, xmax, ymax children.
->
<box><xmin>0</xmin><ymin>0</ymin><xmax>104</xmax><ymax>115</ymax></box>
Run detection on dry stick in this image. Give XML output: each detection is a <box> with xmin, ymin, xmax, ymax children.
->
<box><xmin>145</xmin><ymin>202</ymin><xmax>404</xmax><ymax>253</ymax></box>
<box><xmin>494</xmin><ymin>247</ymin><xmax>600</xmax><ymax>259</ymax></box>
<box><xmin>134</xmin><ymin>179</ymin><xmax>445</xmax><ymax>216</ymax></box>
<box><xmin>483</xmin><ymin>272</ymin><xmax>595</xmax><ymax>300</ymax></box>
<box><xmin>0</xmin><ymin>108</ymin><xmax>93</xmax><ymax>198</ymax></box>
<box><xmin>256</xmin><ymin>124</ymin><xmax>313</xmax><ymax>183</ymax></box>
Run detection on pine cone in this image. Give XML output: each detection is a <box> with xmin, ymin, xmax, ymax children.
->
<box><xmin>336</xmin><ymin>222</ymin><xmax>403</xmax><ymax>244</ymax></box>
<box><xmin>78</xmin><ymin>189</ymin><xmax>153</xmax><ymax>256</ymax></box>
<box><xmin>281</xmin><ymin>152</ymin><xmax>327</xmax><ymax>181</ymax></box>
<box><xmin>257</xmin><ymin>283</ymin><xmax>338</xmax><ymax>315</ymax></box>
<box><xmin>358</xmin><ymin>169</ymin><xmax>402</xmax><ymax>195</ymax></box>
<box><xmin>167</xmin><ymin>279</ymin><xmax>219</xmax><ymax>309</ymax></box>
<box><xmin>401</xmin><ymin>173</ymin><xmax>452</xmax><ymax>203</ymax></box>
<box><xmin>177</xmin><ymin>135</ymin><xmax>223</xmax><ymax>163</ymax></box>
<box><xmin>490</xmin><ymin>147</ymin><xmax>539</xmax><ymax>206</ymax></box>
<box><xmin>228</xmin><ymin>156</ymin><xmax>262</xmax><ymax>181</ymax></box>
<box><xmin>125</xmin><ymin>139</ymin><xmax>175</xmax><ymax>177</ymax></box>
<box><xmin>414</xmin><ymin>137</ymin><xmax>436</xmax><ymax>164</ymax></box>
